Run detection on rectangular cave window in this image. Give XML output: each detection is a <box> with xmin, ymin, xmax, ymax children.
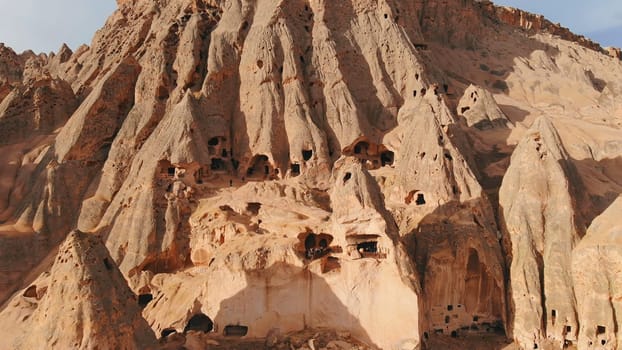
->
<box><xmin>447</xmin><ymin>305</ymin><xmax>453</xmax><ymax>311</ymax></box>
<box><xmin>566</xmin><ymin>326</ymin><xmax>572</xmax><ymax>333</ymax></box>
<box><xmin>357</xmin><ymin>241</ymin><xmax>378</xmax><ymax>254</ymax></box>
<box><xmin>168</xmin><ymin>167</ymin><xmax>176</xmax><ymax>176</ymax></box>
<box><xmin>224</xmin><ymin>325</ymin><xmax>248</xmax><ymax>337</ymax></box>
<box><xmin>221</xmin><ymin>149</ymin><xmax>228</xmax><ymax>157</ymax></box>
<box><xmin>416</xmin><ymin>193</ymin><xmax>426</xmax><ymax>205</ymax></box>
<box><xmin>291</xmin><ymin>163</ymin><xmax>300</xmax><ymax>176</ymax></box>
<box><xmin>445</xmin><ymin>316</ymin><xmax>450</xmax><ymax>324</ymax></box>
<box><xmin>597</xmin><ymin>325</ymin><xmax>606</xmax><ymax>335</ymax></box>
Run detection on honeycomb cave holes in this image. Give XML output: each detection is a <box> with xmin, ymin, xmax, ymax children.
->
<box><xmin>246</xmin><ymin>154</ymin><xmax>272</xmax><ymax>179</ymax></box>
<box><xmin>298</xmin><ymin>231</ymin><xmax>334</xmax><ymax>260</ymax></box>
<box><xmin>184</xmin><ymin>313</ymin><xmax>214</xmax><ymax>333</ymax></box>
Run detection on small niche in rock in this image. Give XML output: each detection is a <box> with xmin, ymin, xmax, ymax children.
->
<box><xmin>461</xmin><ymin>106</ymin><xmax>470</xmax><ymax>114</ymax></box>
<box><xmin>161</xmin><ymin>328</ymin><xmax>177</xmax><ymax>338</ymax></box>
<box><xmin>257</xmin><ymin>60</ymin><xmax>264</xmax><ymax>69</ymax></box>
<box><xmin>343</xmin><ymin>172</ymin><xmax>352</xmax><ymax>183</ymax></box>
<box><xmin>23</xmin><ymin>285</ymin><xmax>37</xmax><ymax>298</ymax></box>
<box><xmin>184</xmin><ymin>313</ymin><xmax>214</xmax><ymax>333</ymax></box>
<box><xmin>291</xmin><ymin>163</ymin><xmax>301</xmax><ymax>176</ymax></box>
<box><xmin>224</xmin><ymin>325</ymin><xmax>248</xmax><ymax>337</ymax></box>
<box><xmin>597</xmin><ymin>325</ymin><xmax>606</xmax><ymax>335</ymax></box>
<box><xmin>246</xmin><ymin>202</ymin><xmax>261</xmax><ymax>216</ymax></box>
<box><xmin>302</xmin><ymin>149</ymin><xmax>313</xmax><ymax>161</ymax></box>
<box><xmin>380</xmin><ymin>151</ymin><xmax>394</xmax><ymax>166</ymax></box>
<box><xmin>299</xmin><ymin>232</ymin><xmax>334</xmax><ymax>260</ymax></box>
<box><xmin>447</xmin><ymin>305</ymin><xmax>453</xmax><ymax>311</ymax></box>
<box><xmin>416</xmin><ymin>193</ymin><xmax>426</xmax><ymax>205</ymax></box>
<box><xmin>208</xmin><ymin>137</ymin><xmax>220</xmax><ymax>146</ymax></box>
<box><xmin>168</xmin><ymin>167</ymin><xmax>176</xmax><ymax>176</ymax></box>
<box><xmin>138</xmin><ymin>293</ymin><xmax>153</xmax><ymax>308</ymax></box>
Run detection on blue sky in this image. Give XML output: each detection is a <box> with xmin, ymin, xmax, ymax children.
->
<box><xmin>494</xmin><ymin>0</ymin><xmax>622</xmax><ymax>48</ymax></box>
<box><xmin>0</xmin><ymin>1</ymin><xmax>620</xmax><ymax>54</ymax></box>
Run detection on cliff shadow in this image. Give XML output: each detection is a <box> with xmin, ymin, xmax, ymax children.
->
<box><xmin>209</xmin><ymin>262</ymin><xmax>380</xmax><ymax>349</ymax></box>
<box><xmin>400</xmin><ymin>198</ymin><xmax>510</xmax><ymax>349</ymax></box>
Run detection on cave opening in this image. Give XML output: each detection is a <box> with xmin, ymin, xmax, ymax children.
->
<box><xmin>183</xmin><ymin>313</ymin><xmax>214</xmax><ymax>333</ymax></box>
<box><xmin>208</xmin><ymin>137</ymin><xmax>220</xmax><ymax>146</ymax></box>
<box><xmin>161</xmin><ymin>328</ymin><xmax>177</xmax><ymax>338</ymax></box>
<box><xmin>247</xmin><ymin>155</ymin><xmax>271</xmax><ymax>179</ymax></box>
<box><xmin>597</xmin><ymin>325</ymin><xmax>606</xmax><ymax>335</ymax></box>
<box><xmin>353</xmin><ymin>141</ymin><xmax>370</xmax><ymax>155</ymax></box>
<box><xmin>357</xmin><ymin>241</ymin><xmax>378</xmax><ymax>254</ymax></box>
<box><xmin>224</xmin><ymin>325</ymin><xmax>248</xmax><ymax>337</ymax></box>
<box><xmin>168</xmin><ymin>167</ymin><xmax>176</xmax><ymax>176</ymax></box>
<box><xmin>291</xmin><ymin>163</ymin><xmax>300</xmax><ymax>176</ymax></box>
<box><xmin>138</xmin><ymin>293</ymin><xmax>153</xmax><ymax>308</ymax></box>
<box><xmin>302</xmin><ymin>149</ymin><xmax>313</xmax><ymax>161</ymax></box>
<box><xmin>416</xmin><ymin>193</ymin><xmax>426</xmax><ymax>205</ymax></box>
<box><xmin>301</xmin><ymin>232</ymin><xmax>333</xmax><ymax>260</ymax></box>
<box><xmin>380</xmin><ymin>151</ymin><xmax>394</xmax><ymax>166</ymax></box>
<box><xmin>343</xmin><ymin>172</ymin><xmax>352</xmax><ymax>183</ymax></box>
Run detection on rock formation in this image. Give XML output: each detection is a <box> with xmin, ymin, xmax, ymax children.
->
<box><xmin>573</xmin><ymin>196</ymin><xmax>622</xmax><ymax>350</ymax></box>
<box><xmin>0</xmin><ymin>231</ymin><xmax>157</xmax><ymax>349</ymax></box>
<box><xmin>0</xmin><ymin>0</ymin><xmax>621</xmax><ymax>349</ymax></box>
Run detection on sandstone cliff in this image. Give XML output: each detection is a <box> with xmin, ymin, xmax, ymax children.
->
<box><xmin>0</xmin><ymin>0</ymin><xmax>621</xmax><ymax>349</ymax></box>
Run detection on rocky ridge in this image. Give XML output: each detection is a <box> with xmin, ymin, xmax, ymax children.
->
<box><xmin>0</xmin><ymin>0</ymin><xmax>621</xmax><ymax>349</ymax></box>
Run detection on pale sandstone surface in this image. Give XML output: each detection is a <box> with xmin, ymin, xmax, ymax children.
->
<box><xmin>0</xmin><ymin>231</ymin><xmax>157</xmax><ymax>349</ymax></box>
<box><xmin>0</xmin><ymin>0</ymin><xmax>621</xmax><ymax>349</ymax></box>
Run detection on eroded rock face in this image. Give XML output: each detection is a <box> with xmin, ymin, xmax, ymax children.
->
<box><xmin>0</xmin><ymin>0</ymin><xmax>621</xmax><ymax>349</ymax></box>
<box><xmin>500</xmin><ymin>117</ymin><xmax>586</xmax><ymax>348</ymax></box>
<box><xmin>457</xmin><ymin>85</ymin><xmax>511</xmax><ymax>129</ymax></box>
<box><xmin>572</xmin><ymin>197</ymin><xmax>622</xmax><ymax>350</ymax></box>
<box><xmin>0</xmin><ymin>231</ymin><xmax>157</xmax><ymax>349</ymax></box>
